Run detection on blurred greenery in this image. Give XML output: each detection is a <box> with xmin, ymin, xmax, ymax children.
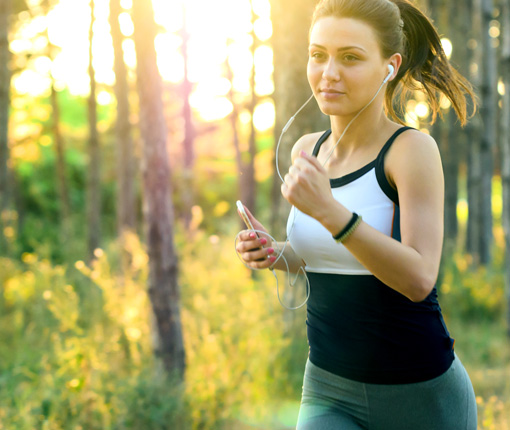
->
<box><xmin>1</xmin><ymin>215</ymin><xmax>510</xmax><ymax>428</ymax></box>
<box><xmin>2</xmin><ymin>9</ymin><xmax>509</xmax><ymax>429</ymax></box>
<box><xmin>2</xmin><ymin>86</ymin><xmax>510</xmax><ymax>428</ymax></box>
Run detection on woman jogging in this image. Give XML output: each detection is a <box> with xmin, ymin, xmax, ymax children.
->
<box><xmin>236</xmin><ymin>0</ymin><xmax>478</xmax><ymax>428</ymax></box>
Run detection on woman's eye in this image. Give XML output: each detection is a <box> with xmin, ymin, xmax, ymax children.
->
<box><xmin>343</xmin><ymin>55</ymin><xmax>358</xmax><ymax>62</ymax></box>
<box><xmin>311</xmin><ymin>52</ymin><xmax>326</xmax><ymax>60</ymax></box>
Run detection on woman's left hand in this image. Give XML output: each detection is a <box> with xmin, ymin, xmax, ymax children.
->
<box><xmin>281</xmin><ymin>151</ymin><xmax>335</xmax><ymax>219</ymax></box>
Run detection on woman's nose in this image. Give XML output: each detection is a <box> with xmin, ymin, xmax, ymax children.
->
<box><xmin>322</xmin><ymin>59</ymin><xmax>340</xmax><ymax>82</ymax></box>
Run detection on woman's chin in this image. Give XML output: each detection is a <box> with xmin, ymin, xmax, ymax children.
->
<box><xmin>318</xmin><ymin>104</ymin><xmax>346</xmax><ymax>116</ymax></box>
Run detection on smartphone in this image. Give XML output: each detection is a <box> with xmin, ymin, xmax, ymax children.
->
<box><xmin>236</xmin><ymin>200</ymin><xmax>255</xmax><ymax>231</ymax></box>
<box><xmin>236</xmin><ymin>200</ymin><xmax>268</xmax><ymax>262</ymax></box>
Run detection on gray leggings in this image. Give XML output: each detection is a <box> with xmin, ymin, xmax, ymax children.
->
<box><xmin>297</xmin><ymin>355</ymin><xmax>477</xmax><ymax>430</ymax></box>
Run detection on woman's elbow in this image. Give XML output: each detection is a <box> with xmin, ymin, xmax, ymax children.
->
<box><xmin>408</xmin><ymin>273</ymin><xmax>437</xmax><ymax>303</ymax></box>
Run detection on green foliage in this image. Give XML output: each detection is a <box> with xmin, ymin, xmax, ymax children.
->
<box><xmin>1</xmin><ymin>227</ymin><xmax>510</xmax><ymax>429</ymax></box>
<box><xmin>0</xmin><ymin>227</ymin><xmax>309</xmax><ymax>429</ymax></box>
<box><xmin>440</xmin><ymin>248</ymin><xmax>506</xmax><ymax>322</ymax></box>
<box><xmin>0</xmin><ymin>235</ymin><xmax>189</xmax><ymax>429</ymax></box>
<box><xmin>178</xmin><ymin>226</ymin><xmax>305</xmax><ymax>429</ymax></box>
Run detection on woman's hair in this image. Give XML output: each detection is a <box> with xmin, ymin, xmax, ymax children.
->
<box><xmin>310</xmin><ymin>0</ymin><xmax>477</xmax><ymax>125</ymax></box>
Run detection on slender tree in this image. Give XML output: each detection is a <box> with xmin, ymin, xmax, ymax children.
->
<box><xmin>501</xmin><ymin>0</ymin><xmax>510</xmax><ymax>336</ymax></box>
<box><xmin>444</xmin><ymin>0</ymin><xmax>464</xmax><ymax>247</ymax></box>
<box><xmin>110</xmin><ymin>0</ymin><xmax>136</xmax><ymax>237</ymax></box>
<box><xmin>87</xmin><ymin>0</ymin><xmax>101</xmax><ymax>259</ymax></box>
<box><xmin>240</xmin><ymin>1</ymin><xmax>258</xmax><ymax>217</ymax></box>
<box><xmin>180</xmin><ymin>5</ymin><xmax>195</xmax><ymax>230</ymax></box>
<box><xmin>456</xmin><ymin>0</ymin><xmax>477</xmax><ymax>251</ymax></box>
<box><xmin>132</xmin><ymin>0</ymin><xmax>185</xmax><ymax>379</ymax></box>
<box><xmin>269</xmin><ymin>0</ymin><xmax>328</xmax><ymax>316</ymax></box>
<box><xmin>50</xmin><ymin>82</ymin><xmax>71</xmax><ymax>233</ymax></box>
<box><xmin>41</xmin><ymin>0</ymin><xmax>72</xmax><ymax>243</ymax></box>
<box><xmin>427</xmin><ymin>0</ymin><xmax>460</xmax><ymax>261</ymax></box>
<box><xmin>225</xmin><ymin>39</ymin><xmax>246</xmax><ymax>231</ymax></box>
<box><xmin>467</xmin><ymin>0</ymin><xmax>484</xmax><ymax>263</ymax></box>
<box><xmin>0</xmin><ymin>0</ymin><xmax>11</xmax><ymax>254</ymax></box>
<box><xmin>269</xmin><ymin>0</ymin><xmax>328</xmax><ymax>233</ymax></box>
<box><xmin>478</xmin><ymin>0</ymin><xmax>497</xmax><ymax>264</ymax></box>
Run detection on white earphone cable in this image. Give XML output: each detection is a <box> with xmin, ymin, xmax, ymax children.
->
<box><xmin>237</xmin><ymin>67</ymin><xmax>393</xmax><ymax>310</ymax></box>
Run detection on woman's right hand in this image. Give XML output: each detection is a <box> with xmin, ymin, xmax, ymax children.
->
<box><xmin>235</xmin><ymin>205</ymin><xmax>277</xmax><ymax>269</ymax></box>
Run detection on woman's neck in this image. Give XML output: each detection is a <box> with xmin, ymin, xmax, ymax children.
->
<box><xmin>328</xmin><ymin>107</ymin><xmax>394</xmax><ymax>160</ymax></box>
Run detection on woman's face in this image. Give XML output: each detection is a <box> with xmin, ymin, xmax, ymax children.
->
<box><xmin>307</xmin><ymin>16</ymin><xmax>390</xmax><ymax>117</ymax></box>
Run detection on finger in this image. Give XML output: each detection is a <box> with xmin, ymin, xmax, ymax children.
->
<box><xmin>281</xmin><ymin>182</ymin><xmax>292</xmax><ymax>202</ymax></box>
<box><xmin>249</xmin><ymin>254</ymin><xmax>277</xmax><ymax>270</ymax></box>
<box><xmin>241</xmin><ymin>246</ymin><xmax>275</xmax><ymax>264</ymax></box>
<box><xmin>290</xmin><ymin>160</ymin><xmax>314</xmax><ymax>183</ymax></box>
<box><xmin>284</xmin><ymin>172</ymin><xmax>297</xmax><ymax>188</ymax></box>
<box><xmin>238</xmin><ymin>230</ymin><xmax>256</xmax><ymax>241</ymax></box>
<box><xmin>299</xmin><ymin>150</ymin><xmax>325</xmax><ymax>172</ymax></box>
<box><xmin>288</xmin><ymin>164</ymin><xmax>300</xmax><ymax>176</ymax></box>
<box><xmin>292</xmin><ymin>156</ymin><xmax>315</xmax><ymax>172</ymax></box>
<box><xmin>237</xmin><ymin>232</ymin><xmax>268</xmax><ymax>251</ymax></box>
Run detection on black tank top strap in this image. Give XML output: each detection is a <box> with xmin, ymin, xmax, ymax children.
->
<box><xmin>375</xmin><ymin>126</ymin><xmax>415</xmax><ymax>206</ymax></box>
<box><xmin>312</xmin><ymin>129</ymin><xmax>332</xmax><ymax>157</ymax></box>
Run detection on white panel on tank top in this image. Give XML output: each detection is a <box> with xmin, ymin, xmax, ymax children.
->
<box><xmin>287</xmin><ymin>168</ymin><xmax>395</xmax><ymax>275</ymax></box>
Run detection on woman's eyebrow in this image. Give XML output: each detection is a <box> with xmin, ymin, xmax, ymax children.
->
<box><xmin>309</xmin><ymin>43</ymin><xmax>367</xmax><ymax>53</ymax></box>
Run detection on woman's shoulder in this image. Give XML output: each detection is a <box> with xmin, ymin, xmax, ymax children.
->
<box><xmin>385</xmin><ymin>127</ymin><xmax>442</xmax><ymax>188</ymax></box>
<box><xmin>290</xmin><ymin>131</ymin><xmax>328</xmax><ymax>163</ymax></box>
<box><xmin>388</xmin><ymin>127</ymin><xmax>440</xmax><ymax>163</ymax></box>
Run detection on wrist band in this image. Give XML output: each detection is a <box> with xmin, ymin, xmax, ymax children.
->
<box><xmin>333</xmin><ymin>212</ymin><xmax>362</xmax><ymax>243</ymax></box>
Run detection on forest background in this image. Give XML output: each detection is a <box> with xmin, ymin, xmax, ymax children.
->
<box><xmin>0</xmin><ymin>0</ymin><xmax>510</xmax><ymax>428</ymax></box>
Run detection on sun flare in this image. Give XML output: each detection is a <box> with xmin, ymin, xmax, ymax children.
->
<box><xmin>12</xmin><ymin>0</ymin><xmax>274</xmax><ymax>128</ymax></box>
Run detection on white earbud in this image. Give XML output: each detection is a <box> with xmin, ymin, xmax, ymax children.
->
<box><xmin>383</xmin><ymin>64</ymin><xmax>395</xmax><ymax>84</ymax></box>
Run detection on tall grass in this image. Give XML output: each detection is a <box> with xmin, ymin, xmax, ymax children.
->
<box><xmin>0</xmin><ymin>226</ymin><xmax>509</xmax><ymax>429</ymax></box>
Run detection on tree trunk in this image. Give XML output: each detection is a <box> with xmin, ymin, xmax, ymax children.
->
<box><xmin>110</xmin><ymin>0</ymin><xmax>136</xmax><ymax>238</ymax></box>
<box><xmin>478</xmin><ymin>0</ymin><xmax>497</xmax><ymax>265</ymax></box>
<box><xmin>41</xmin><ymin>0</ymin><xmax>71</xmax><ymax>247</ymax></box>
<box><xmin>443</xmin><ymin>0</ymin><xmax>464</xmax><ymax>248</ymax></box>
<box><xmin>427</xmin><ymin>0</ymin><xmax>458</xmax><ymax>284</ymax></box>
<box><xmin>269</xmin><ymin>0</ymin><xmax>328</xmax><ymax>234</ymax></box>
<box><xmin>269</xmin><ymin>0</ymin><xmax>328</xmax><ymax>324</ymax></box>
<box><xmin>225</xmin><ymin>47</ymin><xmax>246</xmax><ymax>231</ymax></box>
<box><xmin>239</xmin><ymin>2</ymin><xmax>258</xmax><ymax>217</ymax></box>
<box><xmin>457</xmin><ymin>0</ymin><xmax>476</xmax><ymax>250</ymax></box>
<box><xmin>0</xmin><ymin>0</ymin><xmax>11</xmax><ymax>254</ymax></box>
<box><xmin>467</xmin><ymin>0</ymin><xmax>483</xmax><ymax>263</ymax></box>
<box><xmin>87</xmin><ymin>0</ymin><xmax>101</xmax><ymax>259</ymax></box>
<box><xmin>500</xmin><ymin>0</ymin><xmax>510</xmax><ymax>337</ymax></box>
<box><xmin>132</xmin><ymin>0</ymin><xmax>185</xmax><ymax>379</ymax></box>
<box><xmin>50</xmin><ymin>83</ymin><xmax>72</xmax><ymax>238</ymax></box>
<box><xmin>180</xmin><ymin>8</ymin><xmax>195</xmax><ymax>231</ymax></box>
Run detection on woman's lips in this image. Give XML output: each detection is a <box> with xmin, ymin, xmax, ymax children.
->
<box><xmin>319</xmin><ymin>89</ymin><xmax>345</xmax><ymax>99</ymax></box>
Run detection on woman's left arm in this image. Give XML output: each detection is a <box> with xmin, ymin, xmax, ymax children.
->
<box><xmin>281</xmin><ymin>131</ymin><xmax>444</xmax><ymax>302</ymax></box>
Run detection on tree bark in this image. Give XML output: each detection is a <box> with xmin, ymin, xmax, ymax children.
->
<box><xmin>500</xmin><ymin>0</ymin><xmax>510</xmax><ymax>337</ymax></box>
<box><xmin>42</xmin><ymin>0</ymin><xmax>72</xmax><ymax>244</ymax></box>
<box><xmin>87</xmin><ymin>0</ymin><xmax>101</xmax><ymax>259</ymax></box>
<box><xmin>132</xmin><ymin>0</ymin><xmax>185</xmax><ymax>379</ymax></box>
<box><xmin>180</xmin><ymin>8</ymin><xmax>195</xmax><ymax>230</ymax></box>
<box><xmin>428</xmin><ymin>0</ymin><xmax>460</xmax><ymax>270</ymax></box>
<box><xmin>444</xmin><ymin>0</ymin><xmax>465</xmax><ymax>247</ymax></box>
<box><xmin>269</xmin><ymin>0</ymin><xmax>328</xmax><ymax>234</ymax></box>
<box><xmin>225</xmin><ymin>46</ymin><xmax>246</xmax><ymax>231</ymax></box>
<box><xmin>269</xmin><ymin>0</ymin><xmax>328</xmax><ymax>324</ymax></box>
<box><xmin>0</xmin><ymin>0</ymin><xmax>11</xmax><ymax>254</ymax></box>
<box><xmin>50</xmin><ymin>83</ymin><xmax>72</xmax><ymax>237</ymax></box>
<box><xmin>110</xmin><ymin>0</ymin><xmax>136</xmax><ymax>237</ymax></box>
<box><xmin>478</xmin><ymin>0</ymin><xmax>497</xmax><ymax>265</ymax></box>
<box><xmin>467</xmin><ymin>0</ymin><xmax>483</xmax><ymax>263</ymax></box>
<box><xmin>237</xmin><ymin>2</ymin><xmax>259</xmax><ymax>218</ymax></box>
<box><xmin>456</xmin><ymin>0</ymin><xmax>476</xmax><ymax>250</ymax></box>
